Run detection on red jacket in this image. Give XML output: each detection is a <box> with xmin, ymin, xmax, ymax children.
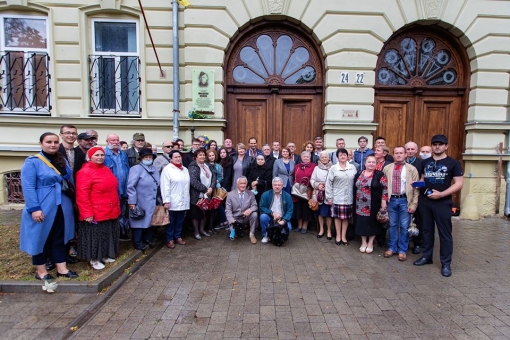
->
<box><xmin>76</xmin><ymin>162</ymin><xmax>121</xmax><ymax>222</ymax></box>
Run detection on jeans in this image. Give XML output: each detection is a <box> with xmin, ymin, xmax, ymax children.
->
<box><xmin>387</xmin><ymin>197</ymin><xmax>410</xmax><ymax>254</ymax></box>
<box><xmin>166</xmin><ymin>210</ymin><xmax>186</xmax><ymax>241</ymax></box>
<box><xmin>260</xmin><ymin>213</ymin><xmax>291</xmax><ymax>237</ymax></box>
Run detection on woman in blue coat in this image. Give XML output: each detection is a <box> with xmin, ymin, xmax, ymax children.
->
<box><xmin>127</xmin><ymin>148</ymin><xmax>160</xmax><ymax>250</ymax></box>
<box><xmin>20</xmin><ymin>132</ymin><xmax>78</xmax><ymax>280</ymax></box>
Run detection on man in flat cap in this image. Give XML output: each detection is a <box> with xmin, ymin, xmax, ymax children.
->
<box><xmin>413</xmin><ymin>134</ymin><xmax>463</xmax><ymax>277</ymax></box>
<box><xmin>126</xmin><ymin>133</ymin><xmax>147</xmax><ymax>167</ymax></box>
<box><xmin>74</xmin><ymin>132</ymin><xmax>97</xmax><ymax>175</ymax></box>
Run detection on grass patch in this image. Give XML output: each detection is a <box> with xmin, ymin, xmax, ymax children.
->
<box><xmin>0</xmin><ymin>209</ymin><xmax>136</xmax><ymax>281</ymax></box>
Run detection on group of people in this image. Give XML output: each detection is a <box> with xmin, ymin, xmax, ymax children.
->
<box><xmin>20</xmin><ymin>127</ymin><xmax>462</xmax><ymax>281</ymax></box>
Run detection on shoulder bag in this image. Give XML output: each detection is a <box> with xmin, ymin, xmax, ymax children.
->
<box><xmin>35</xmin><ymin>154</ymin><xmax>75</xmax><ymax>200</ymax></box>
<box><xmin>291</xmin><ymin>176</ymin><xmax>312</xmax><ymax>200</ymax></box>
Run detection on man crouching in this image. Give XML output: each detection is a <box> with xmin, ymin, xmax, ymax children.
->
<box><xmin>259</xmin><ymin>177</ymin><xmax>294</xmax><ymax>244</ymax></box>
<box><xmin>225</xmin><ymin>176</ymin><xmax>258</xmax><ymax>243</ymax></box>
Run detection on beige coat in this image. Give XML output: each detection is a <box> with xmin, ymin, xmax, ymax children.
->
<box><xmin>383</xmin><ymin>163</ymin><xmax>419</xmax><ymax>211</ymax></box>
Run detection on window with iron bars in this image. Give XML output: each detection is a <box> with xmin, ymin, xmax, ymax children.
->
<box><xmin>0</xmin><ymin>16</ymin><xmax>51</xmax><ymax>114</ymax></box>
<box><xmin>89</xmin><ymin>20</ymin><xmax>140</xmax><ymax>116</ymax></box>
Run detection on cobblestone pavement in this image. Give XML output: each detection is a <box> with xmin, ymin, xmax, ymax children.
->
<box><xmin>1</xmin><ymin>217</ymin><xmax>510</xmax><ymax>339</ymax></box>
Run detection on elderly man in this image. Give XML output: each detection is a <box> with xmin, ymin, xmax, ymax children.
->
<box><xmin>405</xmin><ymin>141</ymin><xmax>424</xmax><ymax>254</ymax></box>
<box><xmin>330</xmin><ymin>138</ymin><xmax>345</xmax><ymax>164</ymax></box>
<box><xmin>74</xmin><ymin>132</ymin><xmax>96</xmax><ymax>175</ymax></box>
<box><xmin>223</xmin><ymin>138</ymin><xmax>237</xmax><ymax>157</ymax></box>
<box><xmin>347</xmin><ymin>149</ymin><xmax>361</xmax><ymax>172</ymax></box>
<box><xmin>259</xmin><ymin>177</ymin><xmax>294</xmax><ymax>244</ymax></box>
<box><xmin>104</xmin><ymin>133</ymin><xmax>130</xmax><ymax>208</ymax></box>
<box><xmin>126</xmin><ymin>133</ymin><xmax>146</xmax><ymax>167</ymax></box>
<box><xmin>420</xmin><ymin>145</ymin><xmax>432</xmax><ymax>160</ymax></box>
<box><xmin>261</xmin><ymin>144</ymin><xmax>275</xmax><ymax>170</ymax></box>
<box><xmin>287</xmin><ymin>142</ymin><xmax>301</xmax><ymax>164</ymax></box>
<box><xmin>86</xmin><ymin>129</ymin><xmax>99</xmax><ymax>146</ymax></box>
<box><xmin>154</xmin><ymin>141</ymin><xmax>175</xmax><ymax>173</ymax></box>
<box><xmin>225</xmin><ymin>176</ymin><xmax>258</xmax><ymax>244</ymax></box>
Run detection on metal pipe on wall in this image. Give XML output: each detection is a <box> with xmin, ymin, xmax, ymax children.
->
<box><xmin>172</xmin><ymin>0</ymin><xmax>180</xmax><ymax>141</ymax></box>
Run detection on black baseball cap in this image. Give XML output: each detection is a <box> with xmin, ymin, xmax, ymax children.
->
<box><xmin>431</xmin><ymin>134</ymin><xmax>448</xmax><ymax>144</ymax></box>
<box><xmin>78</xmin><ymin>133</ymin><xmax>95</xmax><ymax>140</ymax></box>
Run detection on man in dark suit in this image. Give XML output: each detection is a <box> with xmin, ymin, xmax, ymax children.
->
<box><xmin>287</xmin><ymin>142</ymin><xmax>301</xmax><ymax>164</ymax></box>
<box><xmin>225</xmin><ymin>176</ymin><xmax>258</xmax><ymax>244</ymax></box>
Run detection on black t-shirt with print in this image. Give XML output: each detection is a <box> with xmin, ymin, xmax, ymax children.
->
<box><xmin>421</xmin><ymin>156</ymin><xmax>463</xmax><ymax>199</ymax></box>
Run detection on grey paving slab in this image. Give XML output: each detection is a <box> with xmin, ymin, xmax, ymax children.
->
<box><xmin>0</xmin><ymin>217</ymin><xmax>510</xmax><ymax>339</ymax></box>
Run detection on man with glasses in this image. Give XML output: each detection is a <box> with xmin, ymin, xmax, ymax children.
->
<box><xmin>286</xmin><ymin>142</ymin><xmax>301</xmax><ymax>164</ymax></box>
<box><xmin>58</xmin><ymin>125</ymin><xmax>78</xmax><ymax>172</ymax></box>
<box><xmin>413</xmin><ymin>134</ymin><xmax>463</xmax><ymax>277</ymax></box>
<box><xmin>126</xmin><ymin>133</ymin><xmax>146</xmax><ymax>167</ymax></box>
<box><xmin>154</xmin><ymin>141</ymin><xmax>176</xmax><ymax>173</ymax></box>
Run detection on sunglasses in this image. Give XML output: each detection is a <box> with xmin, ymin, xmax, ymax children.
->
<box><xmin>163</xmin><ymin>145</ymin><xmax>172</xmax><ymax>148</ymax></box>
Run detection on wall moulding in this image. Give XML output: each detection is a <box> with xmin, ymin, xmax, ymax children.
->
<box><xmin>100</xmin><ymin>0</ymin><xmax>120</xmax><ymax>10</ymax></box>
<box><xmin>6</xmin><ymin>0</ymin><xmax>28</xmax><ymax>6</ymax></box>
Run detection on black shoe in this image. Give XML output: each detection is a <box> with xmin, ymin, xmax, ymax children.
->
<box><xmin>35</xmin><ymin>273</ymin><xmax>54</xmax><ymax>280</ymax></box>
<box><xmin>119</xmin><ymin>234</ymin><xmax>131</xmax><ymax>241</ymax></box>
<box><xmin>412</xmin><ymin>245</ymin><xmax>421</xmax><ymax>254</ymax></box>
<box><xmin>413</xmin><ymin>257</ymin><xmax>433</xmax><ymax>266</ymax></box>
<box><xmin>377</xmin><ymin>240</ymin><xmax>386</xmax><ymax>248</ymax></box>
<box><xmin>317</xmin><ymin>233</ymin><xmax>324</xmax><ymax>238</ymax></box>
<box><xmin>441</xmin><ymin>264</ymin><xmax>452</xmax><ymax>277</ymax></box>
<box><xmin>326</xmin><ymin>236</ymin><xmax>332</xmax><ymax>241</ymax></box>
<box><xmin>66</xmin><ymin>255</ymin><xmax>80</xmax><ymax>264</ymax></box>
<box><xmin>57</xmin><ymin>270</ymin><xmax>79</xmax><ymax>279</ymax></box>
<box><xmin>134</xmin><ymin>244</ymin><xmax>148</xmax><ymax>251</ymax></box>
<box><xmin>145</xmin><ymin>240</ymin><xmax>156</xmax><ymax>248</ymax></box>
<box><xmin>45</xmin><ymin>259</ymin><xmax>55</xmax><ymax>271</ymax></box>
<box><xmin>335</xmin><ymin>240</ymin><xmax>342</xmax><ymax>246</ymax></box>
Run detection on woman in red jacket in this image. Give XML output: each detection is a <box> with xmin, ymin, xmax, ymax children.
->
<box><xmin>76</xmin><ymin>146</ymin><xmax>121</xmax><ymax>270</ymax></box>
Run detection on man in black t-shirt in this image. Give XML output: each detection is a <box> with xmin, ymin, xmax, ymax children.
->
<box><xmin>413</xmin><ymin>135</ymin><xmax>463</xmax><ymax>277</ymax></box>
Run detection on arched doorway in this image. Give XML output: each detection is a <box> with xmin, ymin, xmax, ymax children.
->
<box><xmin>374</xmin><ymin>26</ymin><xmax>469</xmax><ymax>162</ymax></box>
<box><xmin>224</xmin><ymin>21</ymin><xmax>324</xmax><ymax>149</ymax></box>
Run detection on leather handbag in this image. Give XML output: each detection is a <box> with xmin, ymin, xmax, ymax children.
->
<box><xmin>151</xmin><ymin>206</ymin><xmax>170</xmax><ymax>226</ymax></box>
<box><xmin>213</xmin><ymin>187</ymin><xmax>228</xmax><ymax>200</ymax></box>
<box><xmin>196</xmin><ymin>198</ymin><xmax>210</xmax><ymax>211</ymax></box>
<box><xmin>316</xmin><ymin>189</ymin><xmax>325</xmax><ymax>203</ymax></box>
<box><xmin>308</xmin><ymin>199</ymin><xmax>319</xmax><ymax>211</ymax></box>
<box><xmin>376</xmin><ymin>209</ymin><xmax>389</xmax><ymax>223</ymax></box>
<box><xmin>291</xmin><ymin>177</ymin><xmax>311</xmax><ymax>200</ymax></box>
<box><xmin>129</xmin><ymin>205</ymin><xmax>145</xmax><ymax>220</ymax></box>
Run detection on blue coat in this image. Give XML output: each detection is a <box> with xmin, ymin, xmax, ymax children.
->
<box><xmin>104</xmin><ymin>147</ymin><xmax>130</xmax><ymax>198</ymax></box>
<box><xmin>127</xmin><ymin>163</ymin><xmax>160</xmax><ymax>228</ymax></box>
<box><xmin>20</xmin><ymin>153</ymin><xmax>75</xmax><ymax>256</ymax></box>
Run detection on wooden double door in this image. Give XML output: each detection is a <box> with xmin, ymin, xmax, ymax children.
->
<box><xmin>227</xmin><ymin>92</ymin><xmax>323</xmax><ymax>149</ymax></box>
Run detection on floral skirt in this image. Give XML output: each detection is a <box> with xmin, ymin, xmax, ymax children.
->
<box><xmin>78</xmin><ymin>219</ymin><xmax>120</xmax><ymax>261</ymax></box>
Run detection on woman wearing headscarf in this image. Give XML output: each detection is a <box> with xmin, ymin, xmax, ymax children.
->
<box><xmin>127</xmin><ymin>148</ymin><xmax>160</xmax><ymax>251</ymax></box>
<box><xmin>247</xmin><ymin>154</ymin><xmax>272</xmax><ymax>203</ymax></box>
<box><xmin>292</xmin><ymin>151</ymin><xmax>316</xmax><ymax>233</ymax></box>
<box><xmin>188</xmin><ymin>148</ymin><xmax>217</xmax><ymax>240</ymax></box>
<box><xmin>20</xmin><ymin>132</ymin><xmax>78</xmax><ymax>280</ymax></box>
<box><xmin>161</xmin><ymin>150</ymin><xmax>190</xmax><ymax>249</ymax></box>
<box><xmin>76</xmin><ymin>146</ymin><xmax>121</xmax><ymax>270</ymax></box>
<box><xmin>326</xmin><ymin>148</ymin><xmax>358</xmax><ymax>245</ymax></box>
<box><xmin>310</xmin><ymin>151</ymin><xmax>333</xmax><ymax>239</ymax></box>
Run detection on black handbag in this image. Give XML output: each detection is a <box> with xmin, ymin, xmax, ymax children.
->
<box><xmin>129</xmin><ymin>205</ymin><xmax>145</xmax><ymax>220</ymax></box>
<box><xmin>61</xmin><ymin>178</ymin><xmax>76</xmax><ymax>199</ymax></box>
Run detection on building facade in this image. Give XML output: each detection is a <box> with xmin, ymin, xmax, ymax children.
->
<box><xmin>0</xmin><ymin>0</ymin><xmax>509</xmax><ymax>216</ymax></box>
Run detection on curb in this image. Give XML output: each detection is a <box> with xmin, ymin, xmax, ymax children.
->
<box><xmin>0</xmin><ymin>244</ymin><xmax>161</xmax><ymax>294</ymax></box>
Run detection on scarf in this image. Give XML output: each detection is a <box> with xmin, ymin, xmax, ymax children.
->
<box><xmin>171</xmin><ymin>161</ymin><xmax>183</xmax><ymax>170</ymax></box>
<box><xmin>317</xmin><ymin>160</ymin><xmax>332</xmax><ymax>170</ymax></box>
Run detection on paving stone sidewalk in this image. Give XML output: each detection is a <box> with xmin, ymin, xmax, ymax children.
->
<box><xmin>2</xmin><ymin>217</ymin><xmax>510</xmax><ymax>339</ymax></box>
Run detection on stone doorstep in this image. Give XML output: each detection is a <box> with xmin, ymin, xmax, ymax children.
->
<box><xmin>0</xmin><ymin>244</ymin><xmax>161</xmax><ymax>294</ymax></box>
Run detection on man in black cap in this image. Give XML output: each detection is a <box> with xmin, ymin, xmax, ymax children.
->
<box><xmin>126</xmin><ymin>133</ymin><xmax>146</xmax><ymax>167</ymax></box>
<box><xmin>413</xmin><ymin>134</ymin><xmax>463</xmax><ymax>277</ymax></box>
<box><xmin>74</xmin><ymin>132</ymin><xmax>97</xmax><ymax>175</ymax></box>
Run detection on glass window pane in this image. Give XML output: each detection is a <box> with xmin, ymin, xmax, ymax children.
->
<box><xmin>256</xmin><ymin>35</ymin><xmax>274</xmax><ymax>75</ymax></box>
<box><xmin>285</xmin><ymin>66</ymin><xmax>316</xmax><ymax>84</ymax></box>
<box><xmin>233</xmin><ymin>66</ymin><xmax>265</xmax><ymax>84</ymax></box>
<box><xmin>94</xmin><ymin>22</ymin><xmax>137</xmax><ymax>53</ymax></box>
<box><xmin>282</xmin><ymin>47</ymin><xmax>309</xmax><ymax>78</ymax></box>
<box><xmin>240</xmin><ymin>46</ymin><xmax>268</xmax><ymax>78</ymax></box>
<box><xmin>275</xmin><ymin>35</ymin><xmax>292</xmax><ymax>75</ymax></box>
<box><xmin>4</xmin><ymin>18</ymin><xmax>47</xmax><ymax>49</ymax></box>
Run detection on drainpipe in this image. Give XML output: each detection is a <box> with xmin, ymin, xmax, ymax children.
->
<box><xmin>505</xmin><ymin>133</ymin><xmax>510</xmax><ymax>216</ymax></box>
<box><xmin>172</xmin><ymin>0</ymin><xmax>180</xmax><ymax>141</ymax></box>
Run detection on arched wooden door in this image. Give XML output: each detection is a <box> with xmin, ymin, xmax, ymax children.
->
<box><xmin>374</xmin><ymin>26</ymin><xmax>469</xmax><ymax>204</ymax></box>
<box><xmin>225</xmin><ymin>21</ymin><xmax>324</xmax><ymax>149</ymax></box>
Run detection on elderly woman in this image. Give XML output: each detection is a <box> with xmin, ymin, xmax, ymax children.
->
<box><xmin>232</xmin><ymin>143</ymin><xmax>253</xmax><ymax>187</ymax></box>
<box><xmin>20</xmin><ymin>132</ymin><xmax>78</xmax><ymax>280</ymax></box>
<box><xmin>326</xmin><ymin>148</ymin><xmax>358</xmax><ymax>245</ymax></box>
<box><xmin>189</xmin><ymin>148</ymin><xmax>217</xmax><ymax>240</ymax></box>
<box><xmin>303</xmin><ymin>140</ymin><xmax>319</xmax><ymax>164</ymax></box>
<box><xmin>273</xmin><ymin>147</ymin><xmax>295</xmax><ymax>195</ymax></box>
<box><xmin>76</xmin><ymin>146</ymin><xmax>121</xmax><ymax>270</ymax></box>
<box><xmin>310</xmin><ymin>151</ymin><xmax>333</xmax><ymax>239</ymax></box>
<box><xmin>247</xmin><ymin>154</ymin><xmax>273</xmax><ymax>203</ymax></box>
<box><xmin>292</xmin><ymin>151</ymin><xmax>316</xmax><ymax>233</ymax></box>
<box><xmin>353</xmin><ymin>155</ymin><xmax>388</xmax><ymax>254</ymax></box>
<box><xmin>161</xmin><ymin>150</ymin><xmax>190</xmax><ymax>249</ymax></box>
<box><xmin>127</xmin><ymin>148</ymin><xmax>160</xmax><ymax>251</ymax></box>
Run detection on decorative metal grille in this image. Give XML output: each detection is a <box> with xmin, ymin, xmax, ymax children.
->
<box><xmin>5</xmin><ymin>171</ymin><xmax>24</xmax><ymax>204</ymax></box>
<box><xmin>0</xmin><ymin>51</ymin><xmax>51</xmax><ymax>113</ymax></box>
<box><xmin>89</xmin><ymin>55</ymin><xmax>141</xmax><ymax>115</ymax></box>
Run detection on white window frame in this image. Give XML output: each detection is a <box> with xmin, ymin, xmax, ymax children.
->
<box><xmin>0</xmin><ymin>14</ymin><xmax>50</xmax><ymax>114</ymax></box>
<box><xmin>90</xmin><ymin>18</ymin><xmax>140</xmax><ymax>116</ymax></box>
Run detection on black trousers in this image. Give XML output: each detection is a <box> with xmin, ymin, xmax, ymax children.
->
<box><xmin>412</xmin><ymin>206</ymin><xmax>423</xmax><ymax>246</ymax></box>
<box><xmin>419</xmin><ymin>197</ymin><xmax>453</xmax><ymax>265</ymax></box>
<box><xmin>131</xmin><ymin>227</ymin><xmax>153</xmax><ymax>248</ymax></box>
<box><xmin>32</xmin><ymin>206</ymin><xmax>67</xmax><ymax>266</ymax></box>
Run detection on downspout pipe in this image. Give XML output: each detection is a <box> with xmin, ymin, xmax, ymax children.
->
<box><xmin>172</xmin><ymin>0</ymin><xmax>180</xmax><ymax>141</ymax></box>
<box><xmin>505</xmin><ymin>133</ymin><xmax>510</xmax><ymax>216</ymax></box>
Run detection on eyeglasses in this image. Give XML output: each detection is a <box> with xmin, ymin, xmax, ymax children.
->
<box><xmin>163</xmin><ymin>145</ymin><xmax>172</xmax><ymax>148</ymax></box>
<box><xmin>62</xmin><ymin>132</ymin><xmax>77</xmax><ymax>136</ymax></box>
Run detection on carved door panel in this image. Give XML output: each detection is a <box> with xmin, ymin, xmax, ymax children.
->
<box><xmin>229</xmin><ymin>95</ymin><xmax>270</xmax><ymax>145</ymax></box>
<box><xmin>374</xmin><ymin>97</ymin><xmax>413</xmax><ymax>151</ymax></box>
<box><xmin>279</xmin><ymin>95</ymin><xmax>320</xmax><ymax>150</ymax></box>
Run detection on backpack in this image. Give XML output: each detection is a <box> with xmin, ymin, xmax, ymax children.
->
<box><xmin>266</xmin><ymin>220</ymin><xmax>289</xmax><ymax>246</ymax></box>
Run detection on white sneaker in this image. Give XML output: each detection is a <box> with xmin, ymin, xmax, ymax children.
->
<box><xmin>90</xmin><ymin>260</ymin><xmax>105</xmax><ymax>270</ymax></box>
<box><xmin>261</xmin><ymin>237</ymin><xmax>268</xmax><ymax>244</ymax></box>
<box><xmin>101</xmin><ymin>257</ymin><xmax>115</xmax><ymax>263</ymax></box>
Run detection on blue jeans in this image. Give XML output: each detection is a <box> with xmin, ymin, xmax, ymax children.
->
<box><xmin>388</xmin><ymin>197</ymin><xmax>410</xmax><ymax>254</ymax></box>
<box><xmin>166</xmin><ymin>210</ymin><xmax>186</xmax><ymax>241</ymax></box>
<box><xmin>260</xmin><ymin>213</ymin><xmax>291</xmax><ymax>237</ymax></box>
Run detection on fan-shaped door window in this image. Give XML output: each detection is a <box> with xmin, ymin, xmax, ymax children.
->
<box><xmin>232</xmin><ymin>34</ymin><xmax>318</xmax><ymax>85</ymax></box>
<box><xmin>376</xmin><ymin>36</ymin><xmax>461</xmax><ymax>87</ymax></box>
